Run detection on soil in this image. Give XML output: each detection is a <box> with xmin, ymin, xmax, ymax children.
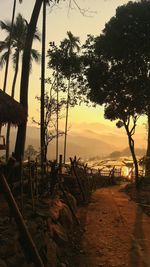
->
<box><xmin>72</xmin><ymin>183</ymin><xmax>150</xmax><ymax>267</ymax></box>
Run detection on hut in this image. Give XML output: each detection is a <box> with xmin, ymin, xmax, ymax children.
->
<box><xmin>0</xmin><ymin>89</ymin><xmax>27</xmax><ymax>150</ymax></box>
<box><xmin>0</xmin><ymin>88</ymin><xmax>27</xmax><ymax>125</ymax></box>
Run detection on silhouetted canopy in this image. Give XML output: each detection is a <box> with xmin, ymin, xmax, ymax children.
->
<box><xmin>0</xmin><ymin>89</ymin><xmax>27</xmax><ymax>125</ymax></box>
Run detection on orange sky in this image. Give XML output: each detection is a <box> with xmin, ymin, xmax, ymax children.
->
<box><xmin>0</xmin><ymin>0</ymin><xmax>147</xmax><ymax>151</ymax></box>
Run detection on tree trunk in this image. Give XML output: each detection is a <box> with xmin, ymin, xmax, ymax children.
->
<box><xmin>41</xmin><ymin>0</ymin><xmax>46</xmax><ymax>175</ymax></box>
<box><xmin>0</xmin><ymin>0</ymin><xmax>17</xmax><ymax>136</ymax></box>
<box><xmin>14</xmin><ymin>0</ymin><xmax>43</xmax><ymax>161</ymax></box>
<box><xmin>56</xmin><ymin>72</ymin><xmax>59</xmax><ymax>162</ymax></box>
<box><xmin>3</xmin><ymin>0</ymin><xmax>16</xmax><ymax>92</ymax></box>
<box><xmin>146</xmin><ymin>106</ymin><xmax>150</xmax><ymax>176</ymax></box>
<box><xmin>6</xmin><ymin>50</ymin><xmax>20</xmax><ymax>161</ymax></box>
<box><xmin>124</xmin><ymin>124</ymin><xmax>139</xmax><ymax>187</ymax></box>
<box><xmin>129</xmin><ymin>137</ymin><xmax>139</xmax><ymax>186</ymax></box>
<box><xmin>63</xmin><ymin>77</ymin><xmax>70</xmax><ymax>164</ymax></box>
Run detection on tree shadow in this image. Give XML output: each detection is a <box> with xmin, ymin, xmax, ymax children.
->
<box><xmin>130</xmin><ymin>196</ymin><xmax>149</xmax><ymax>267</ymax></box>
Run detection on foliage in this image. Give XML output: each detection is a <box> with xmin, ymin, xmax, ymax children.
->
<box><xmin>82</xmin><ymin>2</ymin><xmax>150</xmax><ymax>183</ymax></box>
<box><xmin>95</xmin><ymin>0</ymin><xmax>150</xmax><ymax>115</ymax></box>
<box><xmin>33</xmin><ymin>77</ymin><xmax>66</xmax><ymax>160</ymax></box>
<box><xmin>24</xmin><ymin>145</ymin><xmax>39</xmax><ymax>160</ymax></box>
<box><xmin>0</xmin><ymin>13</ymin><xmax>40</xmax><ymax>70</ymax></box>
<box><xmin>47</xmin><ymin>32</ymin><xmax>82</xmax><ymax>162</ymax></box>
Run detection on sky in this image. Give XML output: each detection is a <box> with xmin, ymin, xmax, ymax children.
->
<box><xmin>0</xmin><ymin>0</ymin><xmax>147</xmax><ymax>152</ymax></box>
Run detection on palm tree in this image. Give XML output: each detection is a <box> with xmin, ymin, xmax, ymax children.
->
<box><xmin>41</xmin><ymin>0</ymin><xmax>46</xmax><ymax>174</ymax></box>
<box><xmin>61</xmin><ymin>31</ymin><xmax>80</xmax><ymax>56</ymax></box>
<box><xmin>14</xmin><ymin>0</ymin><xmax>59</xmax><ymax>161</ymax></box>
<box><xmin>47</xmin><ymin>43</ymin><xmax>64</xmax><ymax>162</ymax></box>
<box><xmin>60</xmin><ymin>31</ymin><xmax>80</xmax><ymax>163</ymax></box>
<box><xmin>0</xmin><ymin>14</ymin><xmax>41</xmax><ymax>160</ymax></box>
<box><xmin>0</xmin><ymin>0</ymin><xmax>23</xmax><ymax>137</ymax></box>
<box><xmin>14</xmin><ymin>0</ymin><xmax>43</xmax><ymax>161</ymax></box>
<box><xmin>3</xmin><ymin>0</ymin><xmax>23</xmax><ymax>93</ymax></box>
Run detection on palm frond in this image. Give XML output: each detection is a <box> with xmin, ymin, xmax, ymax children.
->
<box><xmin>12</xmin><ymin>13</ymin><xmax>27</xmax><ymax>42</ymax></box>
<box><xmin>34</xmin><ymin>28</ymin><xmax>41</xmax><ymax>42</ymax></box>
<box><xmin>0</xmin><ymin>41</ymin><xmax>9</xmax><ymax>52</ymax></box>
<box><xmin>0</xmin><ymin>51</ymin><xmax>9</xmax><ymax>68</ymax></box>
<box><xmin>30</xmin><ymin>49</ymin><xmax>41</xmax><ymax>63</ymax></box>
<box><xmin>61</xmin><ymin>31</ymin><xmax>80</xmax><ymax>55</ymax></box>
<box><xmin>0</xmin><ymin>12</ymin><xmax>40</xmax><ymax>72</ymax></box>
<box><xmin>12</xmin><ymin>49</ymin><xmax>19</xmax><ymax>69</ymax></box>
<box><xmin>0</xmin><ymin>21</ymin><xmax>11</xmax><ymax>32</ymax></box>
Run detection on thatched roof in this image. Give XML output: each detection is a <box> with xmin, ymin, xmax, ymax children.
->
<box><xmin>0</xmin><ymin>89</ymin><xmax>27</xmax><ymax>125</ymax></box>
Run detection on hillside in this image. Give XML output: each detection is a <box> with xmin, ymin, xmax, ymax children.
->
<box><xmin>0</xmin><ymin>124</ymin><xmax>146</xmax><ymax>160</ymax></box>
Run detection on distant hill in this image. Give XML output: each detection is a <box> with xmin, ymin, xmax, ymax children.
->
<box><xmin>1</xmin><ymin>126</ymin><xmax>117</xmax><ymax>160</ymax></box>
<box><xmin>107</xmin><ymin>147</ymin><xmax>146</xmax><ymax>159</ymax></box>
<box><xmin>48</xmin><ymin>133</ymin><xmax>117</xmax><ymax>160</ymax></box>
<box><xmin>0</xmin><ymin>124</ymin><xmax>146</xmax><ymax>160</ymax></box>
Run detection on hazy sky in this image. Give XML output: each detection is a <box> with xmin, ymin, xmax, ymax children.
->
<box><xmin>0</xmin><ymin>0</ymin><xmax>147</xmax><ymax>150</ymax></box>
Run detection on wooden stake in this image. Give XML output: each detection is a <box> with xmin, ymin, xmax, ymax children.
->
<box><xmin>28</xmin><ymin>157</ymin><xmax>35</xmax><ymax>212</ymax></box>
<box><xmin>70</xmin><ymin>157</ymin><xmax>87</xmax><ymax>203</ymax></box>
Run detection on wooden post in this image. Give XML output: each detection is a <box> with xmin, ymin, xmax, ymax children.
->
<box><xmin>35</xmin><ymin>158</ymin><xmax>38</xmax><ymax>198</ymax></box>
<box><xmin>70</xmin><ymin>157</ymin><xmax>87</xmax><ymax>203</ymax></box>
<box><xmin>59</xmin><ymin>154</ymin><xmax>62</xmax><ymax>175</ymax></box>
<box><xmin>0</xmin><ymin>172</ymin><xmax>45</xmax><ymax>267</ymax></box>
<box><xmin>28</xmin><ymin>157</ymin><xmax>35</xmax><ymax>212</ymax></box>
<box><xmin>20</xmin><ymin>157</ymin><xmax>24</xmax><ymax>213</ymax></box>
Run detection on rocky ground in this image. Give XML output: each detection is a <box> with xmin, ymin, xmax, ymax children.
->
<box><xmin>0</xmin><ymin>191</ymin><xmax>78</xmax><ymax>267</ymax></box>
<box><xmin>1</xmin><ymin>177</ymin><xmax>150</xmax><ymax>267</ymax></box>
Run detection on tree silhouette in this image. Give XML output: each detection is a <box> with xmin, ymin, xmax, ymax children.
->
<box><xmin>95</xmin><ymin>1</ymin><xmax>150</xmax><ymax>175</ymax></box>
<box><xmin>3</xmin><ymin>0</ymin><xmax>23</xmax><ymax>93</ymax></box>
<box><xmin>83</xmin><ymin>32</ymin><xmax>146</xmax><ymax>185</ymax></box>
<box><xmin>14</xmin><ymin>0</ymin><xmax>87</xmax><ymax>162</ymax></box>
<box><xmin>60</xmin><ymin>31</ymin><xmax>81</xmax><ymax>163</ymax></box>
<box><xmin>14</xmin><ymin>0</ymin><xmax>63</xmax><ymax>162</ymax></box>
<box><xmin>47</xmin><ymin>34</ymin><xmax>81</xmax><ymax>163</ymax></box>
<box><xmin>0</xmin><ymin>14</ymin><xmax>40</xmax><ymax>160</ymax></box>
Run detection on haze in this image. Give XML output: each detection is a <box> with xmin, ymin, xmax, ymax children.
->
<box><xmin>0</xmin><ymin>0</ymin><xmax>147</xmax><ymax>159</ymax></box>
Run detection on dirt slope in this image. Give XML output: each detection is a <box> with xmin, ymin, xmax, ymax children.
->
<box><xmin>73</xmin><ymin>184</ymin><xmax>150</xmax><ymax>267</ymax></box>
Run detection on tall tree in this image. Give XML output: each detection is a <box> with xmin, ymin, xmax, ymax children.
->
<box><xmin>14</xmin><ymin>0</ymin><xmax>62</xmax><ymax>162</ymax></box>
<box><xmin>60</xmin><ymin>31</ymin><xmax>80</xmax><ymax>163</ymax></box>
<box><xmin>14</xmin><ymin>0</ymin><xmax>84</xmax><ymax>162</ymax></box>
<box><xmin>14</xmin><ymin>0</ymin><xmax>43</xmax><ymax>161</ymax></box>
<box><xmin>47</xmin><ymin>43</ymin><xmax>67</xmax><ymax>162</ymax></box>
<box><xmin>3</xmin><ymin>0</ymin><xmax>22</xmax><ymax>93</ymax></box>
<box><xmin>94</xmin><ymin>0</ymin><xmax>150</xmax><ymax>175</ymax></box>
<box><xmin>41</xmin><ymin>0</ymin><xmax>46</xmax><ymax>174</ymax></box>
<box><xmin>82</xmin><ymin>33</ymin><xmax>145</xmax><ymax>185</ymax></box>
<box><xmin>0</xmin><ymin>14</ymin><xmax>40</xmax><ymax>160</ymax></box>
<box><xmin>47</xmin><ymin>36</ymin><xmax>81</xmax><ymax>163</ymax></box>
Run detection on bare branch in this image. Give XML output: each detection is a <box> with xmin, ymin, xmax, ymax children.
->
<box><xmin>71</xmin><ymin>0</ymin><xmax>97</xmax><ymax>17</ymax></box>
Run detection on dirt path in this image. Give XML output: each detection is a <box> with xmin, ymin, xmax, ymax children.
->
<box><xmin>73</xmin><ymin>184</ymin><xmax>150</xmax><ymax>267</ymax></box>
